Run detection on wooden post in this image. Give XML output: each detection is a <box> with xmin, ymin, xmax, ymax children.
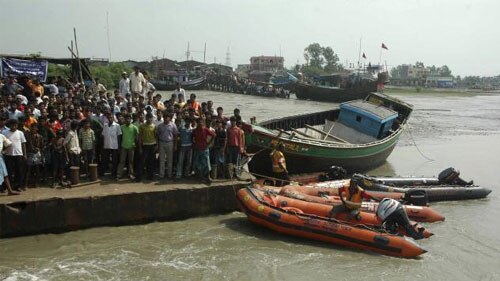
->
<box><xmin>73</xmin><ymin>27</ymin><xmax>86</xmax><ymax>91</ymax></box>
<box><xmin>67</xmin><ymin>47</ymin><xmax>93</xmax><ymax>84</ymax></box>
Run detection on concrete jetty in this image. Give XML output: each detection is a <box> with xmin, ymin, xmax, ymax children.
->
<box><xmin>0</xmin><ymin>179</ymin><xmax>250</xmax><ymax>238</ymax></box>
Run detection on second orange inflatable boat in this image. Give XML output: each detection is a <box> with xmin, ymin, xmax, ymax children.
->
<box><xmin>236</xmin><ymin>187</ymin><xmax>427</xmax><ymax>258</ymax></box>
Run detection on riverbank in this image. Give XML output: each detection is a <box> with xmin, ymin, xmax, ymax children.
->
<box><xmin>0</xmin><ymin>178</ymin><xmax>250</xmax><ymax>238</ymax></box>
<box><xmin>384</xmin><ymin>86</ymin><xmax>500</xmax><ymax>97</ymax></box>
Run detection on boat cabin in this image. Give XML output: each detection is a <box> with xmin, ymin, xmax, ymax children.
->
<box><xmin>326</xmin><ymin>100</ymin><xmax>398</xmax><ymax>143</ymax></box>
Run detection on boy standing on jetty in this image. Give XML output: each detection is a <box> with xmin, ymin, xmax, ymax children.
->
<box><xmin>117</xmin><ymin>114</ymin><xmax>138</xmax><ymax>180</ymax></box>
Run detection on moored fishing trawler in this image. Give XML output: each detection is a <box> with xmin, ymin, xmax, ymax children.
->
<box><xmin>151</xmin><ymin>69</ymin><xmax>205</xmax><ymax>91</ymax></box>
<box><xmin>245</xmin><ymin>92</ymin><xmax>413</xmax><ymax>174</ymax></box>
<box><xmin>294</xmin><ymin>68</ymin><xmax>388</xmax><ymax>103</ymax></box>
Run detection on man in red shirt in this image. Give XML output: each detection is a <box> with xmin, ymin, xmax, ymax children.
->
<box><xmin>192</xmin><ymin>118</ymin><xmax>215</xmax><ymax>183</ymax></box>
<box><xmin>225</xmin><ymin>116</ymin><xmax>243</xmax><ymax>179</ymax></box>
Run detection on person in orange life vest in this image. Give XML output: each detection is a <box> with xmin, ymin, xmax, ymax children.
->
<box><xmin>270</xmin><ymin>142</ymin><xmax>290</xmax><ymax>187</ymax></box>
<box><xmin>329</xmin><ymin>175</ymin><xmax>379</xmax><ymax>221</ymax></box>
<box><xmin>186</xmin><ymin>93</ymin><xmax>201</xmax><ymax>113</ymax></box>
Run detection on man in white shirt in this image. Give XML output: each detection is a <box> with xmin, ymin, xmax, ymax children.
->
<box><xmin>100</xmin><ymin>111</ymin><xmax>122</xmax><ymax>179</ymax></box>
<box><xmin>63</xmin><ymin>121</ymin><xmax>82</xmax><ymax>168</ymax></box>
<box><xmin>129</xmin><ymin>67</ymin><xmax>146</xmax><ymax>97</ymax></box>
<box><xmin>8</xmin><ymin>102</ymin><xmax>24</xmax><ymax>121</ymax></box>
<box><xmin>119</xmin><ymin>72</ymin><xmax>131</xmax><ymax>97</ymax></box>
<box><xmin>173</xmin><ymin>83</ymin><xmax>186</xmax><ymax>100</ymax></box>
<box><xmin>92</xmin><ymin>78</ymin><xmax>107</xmax><ymax>95</ymax></box>
<box><xmin>0</xmin><ymin>133</ymin><xmax>19</xmax><ymax>195</ymax></box>
<box><xmin>142</xmin><ymin>77</ymin><xmax>156</xmax><ymax>97</ymax></box>
<box><xmin>3</xmin><ymin>119</ymin><xmax>27</xmax><ymax>190</ymax></box>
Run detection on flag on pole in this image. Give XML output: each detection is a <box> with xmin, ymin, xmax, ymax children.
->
<box><xmin>362</xmin><ymin>53</ymin><xmax>366</xmax><ymax>59</ymax></box>
<box><xmin>381</xmin><ymin>43</ymin><xmax>388</xmax><ymax>50</ymax></box>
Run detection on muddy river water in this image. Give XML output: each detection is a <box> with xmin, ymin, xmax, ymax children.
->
<box><xmin>1</xmin><ymin>90</ymin><xmax>499</xmax><ymax>281</ymax></box>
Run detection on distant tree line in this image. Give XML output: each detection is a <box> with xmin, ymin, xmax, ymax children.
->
<box><xmin>291</xmin><ymin>43</ymin><xmax>344</xmax><ymax>76</ymax></box>
<box><xmin>48</xmin><ymin>62</ymin><xmax>132</xmax><ymax>89</ymax></box>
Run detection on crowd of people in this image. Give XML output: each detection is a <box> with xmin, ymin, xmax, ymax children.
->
<box><xmin>0</xmin><ymin>66</ymin><xmax>248</xmax><ymax>196</ymax></box>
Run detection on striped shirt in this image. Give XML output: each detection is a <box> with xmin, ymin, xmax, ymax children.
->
<box><xmin>79</xmin><ymin>128</ymin><xmax>95</xmax><ymax>150</ymax></box>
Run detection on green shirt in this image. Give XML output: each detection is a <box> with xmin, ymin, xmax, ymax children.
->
<box><xmin>139</xmin><ymin>123</ymin><xmax>157</xmax><ymax>145</ymax></box>
<box><xmin>79</xmin><ymin>128</ymin><xmax>95</xmax><ymax>150</ymax></box>
<box><xmin>120</xmin><ymin>124</ymin><xmax>139</xmax><ymax>149</ymax></box>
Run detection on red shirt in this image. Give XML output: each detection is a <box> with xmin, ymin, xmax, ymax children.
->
<box><xmin>226</xmin><ymin>126</ymin><xmax>242</xmax><ymax>147</ymax></box>
<box><xmin>47</xmin><ymin>120</ymin><xmax>62</xmax><ymax>134</ymax></box>
<box><xmin>192</xmin><ymin>127</ymin><xmax>215</xmax><ymax>150</ymax></box>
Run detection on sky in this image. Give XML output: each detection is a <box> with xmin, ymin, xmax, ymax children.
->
<box><xmin>1</xmin><ymin>0</ymin><xmax>499</xmax><ymax>77</ymax></box>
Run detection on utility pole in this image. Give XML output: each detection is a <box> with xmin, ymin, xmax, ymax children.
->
<box><xmin>203</xmin><ymin>43</ymin><xmax>207</xmax><ymax>63</ymax></box>
<box><xmin>185</xmin><ymin>42</ymin><xmax>191</xmax><ymax>61</ymax></box>
<box><xmin>106</xmin><ymin>11</ymin><xmax>111</xmax><ymax>61</ymax></box>
<box><xmin>224</xmin><ymin>46</ymin><xmax>231</xmax><ymax>67</ymax></box>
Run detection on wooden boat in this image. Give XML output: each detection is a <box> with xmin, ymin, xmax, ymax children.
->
<box><xmin>152</xmin><ymin>76</ymin><xmax>205</xmax><ymax>91</ymax></box>
<box><xmin>245</xmin><ymin>92</ymin><xmax>413</xmax><ymax>174</ymax></box>
<box><xmin>250</xmin><ymin>188</ymin><xmax>432</xmax><ymax>238</ymax></box>
<box><xmin>236</xmin><ymin>187</ymin><xmax>427</xmax><ymax>258</ymax></box>
<box><xmin>278</xmin><ymin>186</ymin><xmax>445</xmax><ymax>222</ymax></box>
<box><xmin>294</xmin><ymin>72</ymin><xmax>387</xmax><ymax>103</ymax></box>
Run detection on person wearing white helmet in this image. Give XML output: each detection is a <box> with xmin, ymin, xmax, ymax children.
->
<box><xmin>376</xmin><ymin>198</ymin><xmax>425</xmax><ymax>240</ymax></box>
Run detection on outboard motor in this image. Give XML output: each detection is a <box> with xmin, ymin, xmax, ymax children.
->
<box><xmin>404</xmin><ymin>189</ymin><xmax>429</xmax><ymax>206</ymax></box>
<box><xmin>438</xmin><ymin>167</ymin><xmax>460</xmax><ymax>184</ymax></box>
<box><xmin>327</xmin><ymin>166</ymin><xmax>347</xmax><ymax>180</ymax></box>
<box><xmin>318</xmin><ymin>166</ymin><xmax>348</xmax><ymax>182</ymax></box>
<box><xmin>438</xmin><ymin>167</ymin><xmax>474</xmax><ymax>185</ymax></box>
<box><xmin>377</xmin><ymin>198</ymin><xmax>425</xmax><ymax>240</ymax></box>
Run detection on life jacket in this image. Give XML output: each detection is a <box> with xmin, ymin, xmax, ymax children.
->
<box><xmin>271</xmin><ymin>149</ymin><xmax>286</xmax><ymax>173</ymax></box>
<box><xmin>342</xmin><ymin>186</ymin><xmax>363</xmax><ymax>210</ymax></box>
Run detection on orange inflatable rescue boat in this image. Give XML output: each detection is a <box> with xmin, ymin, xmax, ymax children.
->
<box><xmin>252</xmin><ymin>188</ymin><xmax>432</xmax><ymax>239</ymax></box>
<box><xmin>236</xmin><ymin>187</ymin><xmax>427</xmax><ymax>258</ymax></box>
<box><xmin>279</xmin><ymin>186</ymin><xmax>445</xmax><ymax>223</ymax></box>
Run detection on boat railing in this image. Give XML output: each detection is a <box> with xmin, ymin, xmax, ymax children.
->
<box><xmin>259</xmin><ymin>109</ymin><xmax>339</xmax><ymax>131</ymax></box>
<box><xmin>259</xmin><ymin>121</ymin><xmax>407</xmax><ymax>149</ymax></box>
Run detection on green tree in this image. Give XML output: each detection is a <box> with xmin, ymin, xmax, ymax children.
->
<box><xmin>90</xmin><ymin>62</ymin><xmax>133</xmax><ymax>89</ymax></box>
<box><xmin>301</xmin><ymin>43</ymin><xmax>343</xmax><ymax>76</ymax></box>
<box><xmin>415</xmin><ymin>61</ymin><xmax>425</xmax><ymax>68</ymax></box>
<box><xmin>322</xmin><ymin>46</ymin><xmax>341</xmax><ymax>73</ymax></box>
<box><xmin>439</xmin><ymin>65</ymin><xmax>452</xmax><ymax>77</ymax></box>
<box><xmin>300</xmin><ymin>65</ymin><xmax>326</xmax><ymax>77</ymax></box>
<box><xmin>304</xmin><ymin>43</ymin><xmax>324</xmax><ymax>68</ymax></box>
<box><xmin>428</xmin><ymin>65</ymin><xmax>437</xmax><ymax>75</ymax></box>
<box><xmin>390</xmin><ymin>65</ymin><xmax>404</xmax><ymax>78</ymax></box>
<box><xmin>47</xmin><ymin>64</ymin><xmax>71</xmax><ymax>77</ymax></box>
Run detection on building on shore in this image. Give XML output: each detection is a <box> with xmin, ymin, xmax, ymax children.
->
<box><xmin>425</xmin><ymin>76</ymin><xmax>455</xmax><ymax>88</ymax></box>
<box><xmin>250</xmin><ymin>56</ymin><xmax>284</xmax><ymax>72</ymax></box>
<box><xmin>245</xmin><ymin>56</ymin><xmax>285</xmax><ymax>82</ymax></box>
<box><xmin>178</xmin><ymin>60</ymin><xmax>206</xmax><ymax>71</ymax></box>
<box><xmin>236</xmin><ymin>64</ymin><xmax>251</xmax><ymax>78</ymax></box>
